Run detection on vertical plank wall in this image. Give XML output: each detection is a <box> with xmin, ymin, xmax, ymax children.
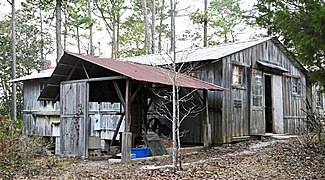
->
<box><xmin>23</xmin><ymin>80</ymin><xmax>60</xmax><ymax>136</ymax></box>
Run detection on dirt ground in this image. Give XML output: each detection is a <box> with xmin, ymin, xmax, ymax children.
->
<box><xmin>14</xmin><ymin>136</ymin><xmax>325</xmax><ymax>179</ymax></box>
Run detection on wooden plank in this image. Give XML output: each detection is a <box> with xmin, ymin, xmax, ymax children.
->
<box><xmin>143</xmin><ymin>133</ymin><xmax>167</xmax><ymax>156</ymax></box>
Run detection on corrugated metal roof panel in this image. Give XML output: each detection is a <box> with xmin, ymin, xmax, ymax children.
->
<box><xmin>122</xmin><ymin>37</ymin><xmax>273</xmax><ymax>65</ymax></box>
<box><xmin>69</xmin><ymin>52</ymin><xmax>224</xmax><ymax>91</ymax></box>
<box><xmin>9</xmin><ymin>68</ymin><xmax>54</xmax><ymax>82</ymax></box>
<box><xmin>39</xmin><ymin>52</ymin><xmax>224</xmax><ymax>101</ymax></box>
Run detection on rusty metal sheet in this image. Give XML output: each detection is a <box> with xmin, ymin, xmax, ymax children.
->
<box><xmin>69</xmin><ymin>52</ymin><xmax>224</xmax><ymax>91</ymax></box>
<box><xmin>39</xmin><ymin>52</ymin><xmax>224</xmax><ymax>101</ymax></box>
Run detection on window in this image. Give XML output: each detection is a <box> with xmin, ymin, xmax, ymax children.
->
<box><xmin>292</xmin><ymin>77</ymin><xmax>301</xmax><ymax>95</ymax></box>
<box><xmin>232</xmin><ymin>65</ymin><xmax>244</xmax><ymax>85</ymax></box>
<box><xmin>252</xmin><ymin>72</ymin><xmax>263</xmax><ymax>107</ymax></box>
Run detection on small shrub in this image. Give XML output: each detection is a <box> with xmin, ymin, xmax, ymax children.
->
<box><xmin>0</xmin><ymin>115</ymin><xmax>46</xmax><ymax>179</ymax></box>
<box><xmin>300</xmin><ymin>110</ymin><xmax>325</xmax><ymax>153</ymax></box>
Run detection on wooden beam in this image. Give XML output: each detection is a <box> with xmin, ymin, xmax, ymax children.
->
<box><xmin>52</xmin><ymin>73</ymin><xmax>68</xmax><ymax>77</ymax></box>
<box><xmin>110</xmin><ymin>113</ymin><xmax>125</xmax><ymax>147</ymax></box>
<box><xmin>194</xmin><ymin>91</ymin><xmax>204</xmax><ymax>107</ymax></box>
<box><xmin>81</xmin><ymin>61</ymin><xmax>90</xmax><ymax>79</ymax></box>
<box><xmin>58</xmin><ymin>63</ymin><xmax>75</xmax><ymax>68</ymax></box>
<box><xmin>121</xmin><ymin>79</ymin><xmax>132</xmax><ymax>163</ymax></box>
<box><xmin>47</xmin><ymin>84</ymin><xmax>60</xmax><ymax>87</ymax></box>
<box><xmin>131</xmin><ymin>84</ymin><xmax>143</xmax><ymax>103</ymax></box>
<box><xmin>113</xmin><ymin>81</ymin><xmax>126</xmax><ymax>109</ymax></box>
<box><xmin>125</xmin><ymin>79</ymin><xmax>131</xmax><ymax>132</ymax></box>
<box><xmin>61</xmin><ymin>76</ymin><xmax>127</xmax><ymax>84</ymax></box>
<box><xmin>66</xmin><ymin>60</ymin><xmax>80</xmax><ymax>81</ymax></box>
<box><xmin>203</xmin><ymin>89</ymin><xmax>212</xmax><ymax>147</ymax></box>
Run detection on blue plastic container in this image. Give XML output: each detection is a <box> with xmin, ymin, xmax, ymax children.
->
<box><xmin>131</xmin><ymin>147</ymin><xmax>150</xmax><ymax>158</ymax></box>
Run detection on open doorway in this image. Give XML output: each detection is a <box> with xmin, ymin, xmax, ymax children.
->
<box><xmin>264</xmin><ymin>75</ymin><xmax>273</xmax><ymax>133</ymax></box>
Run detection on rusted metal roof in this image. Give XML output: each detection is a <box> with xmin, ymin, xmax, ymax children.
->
<box><xmin>70</xmin><ymin>52</ymin><xmax>223</xmax><ymax>90</ymax></box>
<box><xmin>39</xmin><ymin>52</ymin><xmax>223</xmax><ymax>101</ymax></box>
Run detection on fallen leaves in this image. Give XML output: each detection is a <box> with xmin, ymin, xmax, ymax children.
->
<box><xmin>12</xmin><ymin>137</ymin><xmax>325</xmax><ymax>179</ymax></box>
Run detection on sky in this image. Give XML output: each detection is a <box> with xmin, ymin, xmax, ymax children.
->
<box><xmin>0</xmin><ymin>0</ymin><xmax>262</xmax><ymax>65</ymax></box>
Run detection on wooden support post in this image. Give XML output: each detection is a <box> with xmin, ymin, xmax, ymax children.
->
<box><xmin>121</xmin><ymin>132</ymin><xmax>132</xmax><ymax>163</ymax></box>
<box><xmin>122</xmin><ymin>79</ymin><xmax>132</xmax><ymax>163</ymax></box>
<box><xmin>125</xmin><ymin>79</ymin><xmax>131</xmax><ymax>132</ymax></box>
<box><xmin>203</xmin><ymin>89</ymin><xmax>212</xmax><ymax>147</ymax></box>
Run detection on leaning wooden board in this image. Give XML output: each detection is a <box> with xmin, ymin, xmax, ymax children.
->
<box><xmin>143</xmin><ymin>132</ymin><xmax>167</xmax><ymax>156</ymax></box>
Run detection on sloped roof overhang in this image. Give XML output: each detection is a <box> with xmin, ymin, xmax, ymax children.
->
<box><xmin>38</xmin><ymin>52</ymin><xmax>224</xmax><ymax>101</ymax></box>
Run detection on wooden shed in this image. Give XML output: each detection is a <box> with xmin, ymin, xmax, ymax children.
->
<box><xmin>34</xmin><ymin>52</ymin><xmax>223</xmax><ymax>161</ymax></box>
<box><xmin>11</xmin><ymin>69</ymin><xmax>126</xmax><ymax>155</ymax></box>
<box><xmin>126</xmin><ymin>37</ymin><xmax>311</xmax><ymax>144</ymax></box>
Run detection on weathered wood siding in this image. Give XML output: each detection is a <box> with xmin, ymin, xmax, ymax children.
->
<box><xmin>195</xmin><ymin>40</ymin><xmax>308</xmax><ymax>144</ymax></box>
<box><xmin>195</xmin><ymin>61</ymin><xmax>224</xmax><ymax>144</ymax></box>
<box><xmin>23</xmin><ymin>80</ymin><xmax>60</xmax><ymax>136</ymax></box>
<box><xmin>249</xmin><ymin>40</ymin><xmax>307</xmax><ymax>134</ymax></box>
<box><xmin>88</xmin><ymin>102</ymin><xmax>124</xmax><ymax>142</ymax></box>
<box><xmin>60</xmin><ymin>82</ymin><xmax>89</xmax><ymax>157</ymax></box>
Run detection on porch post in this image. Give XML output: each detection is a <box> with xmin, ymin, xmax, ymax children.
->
<box><xmin>122</xmin><ymin>79</ymin><xmax>132</xmax><ymax>163</ymax></box>
<box><xmin>203</xmin><ymin>89</ymin><xmax>212</xmax><ymax>147</ymax></box>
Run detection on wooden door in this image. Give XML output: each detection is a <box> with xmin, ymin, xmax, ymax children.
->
<box><xmin>232</xmin><ymin>87</ymin><xmax>248</xmax><ymax>137</ymax></box>
<box><xmin>250</xmin><ymin>70</ymin><xmax>265</xmax><ymax>135</ymax></box>
<box><xmin>272</xmin><ymin>75</ymin><xmax>284</xmax><ymax>133</ymax></box>
<box><xmin>60</xmin><ymin>81</ymin><xmax>89</xmax><ymax>158</ymax></box>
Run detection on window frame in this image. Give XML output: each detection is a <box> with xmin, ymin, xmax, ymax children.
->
<box><xmin>291</xmin><ymin>77</ymin><xmax>301</xmax><ymax>95</ymax></box>
<box><xmin>252</xmin><ymin>71</ymin><xmax>263</xmax><ymax>107</ymax></box>
<box><xmin>232</xmin><ymin>64</ymin><xmax>245</xmax><ymax>86</ymax></box>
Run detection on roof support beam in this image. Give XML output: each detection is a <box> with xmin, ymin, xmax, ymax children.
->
<box><xmin>122</xmin><ymin>79</ymin><xmax>132</xmax><ymax>163</ymax></box>
<box><xmin>61</xmin><ymin>76</ymin><xmax>127</xmax><ymax>84</ymax></box>
<box><xmin>125</xmin><ymin>79</ymin><xmax>131</xmax><ymax>132</ymax></box>
<box><xmin>81</xmin><ymin>61</ymin><xmax>90</xmax><ymax>79</ymax></box>
<box><xmin>46</xmin><ymin>84</ymin><xmax>60</xmax><ymax>87</ymax></box>
<box><xmin>113</xmin><ymin>81</ymin><xmax>126</xmax><ymax>109</ymax></box>
<box><xmin>52</xmin><ymin>73</ymin><xmax>68</xmax><ymax>77</ymax></box>
<box><xmin>66</xmin><ymin>60</ymin><xmax>80</xmax><ymax>81</ymax></box>
<box><xmin>58</xmin><ymin>63</ymin><xmax>75</xmax><ymax>68</ymax></box>
<box><xmin>131</xmin><ymin>84</ymin><xmax>143</xmax><ymax>103</ymax></box>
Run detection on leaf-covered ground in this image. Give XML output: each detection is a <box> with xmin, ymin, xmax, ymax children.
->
<box><xmin>14</xmin><ymin>137</ymin><xmax>325</xmax><ymax>179</ymax></box>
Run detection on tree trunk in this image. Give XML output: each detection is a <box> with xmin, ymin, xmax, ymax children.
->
<box><xmin>176</xmin><ymin>86</ymin><xmax>181</xmax><ymax>169</ymax></box>
<box><xmin>170</xmin><ymin>0</ymin><xmax>177</xmax><ymax>169</ymax></box>
<box><xmin>63</xmin><ymin>7</ymin><xmax>67</xmax><ymax>51</ymax></box>
<box><xmin>116</xmin><ymin>13</ymin><xmax>120</xmax><ymax>58</ymax></box>
<box><xmin>77</xmin><ymin>26</ymin><xmax>81</xmax><ymax>53</ymax></box>
<box><xmin>151</xmin><ymin>0</ymin><xmax>156</xmax><ymax>54</ymax></box>
<box><xmin>142</xmin><ymin>0</ymin><xmax>152</xmax><ymax>54</ymax></box>
<box><xmin>11</xmin><ymin>0</ymin><xmax>17</xmax><ymax>122</ymax></box>
<box><xmin>157</xmin><ymin>0</ymin><xmax>165</xmax><ymax>53</ymax></box>
<box><xmin>112</xmin><ymin>18</ymin><xmax>116</xmax><ymax>58</ymax></box>
<box><xmin>88</xmin><ymin>0</ymin><xmax>94</xmax><ymax>55</ymax></box>
<box><xmin>203</xmin><ymin>0</ymin><xmax>208</xmax><ymax>47</ymax></box>
<box><xmin>40</xmin><ymin>8</ymin><xmax>44</xmax><ymax>61</ymax></box>
<box><xmin>56</xmin><ymin>0</ymin><xmax>62</xmax><ymax>63</ymax></box>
